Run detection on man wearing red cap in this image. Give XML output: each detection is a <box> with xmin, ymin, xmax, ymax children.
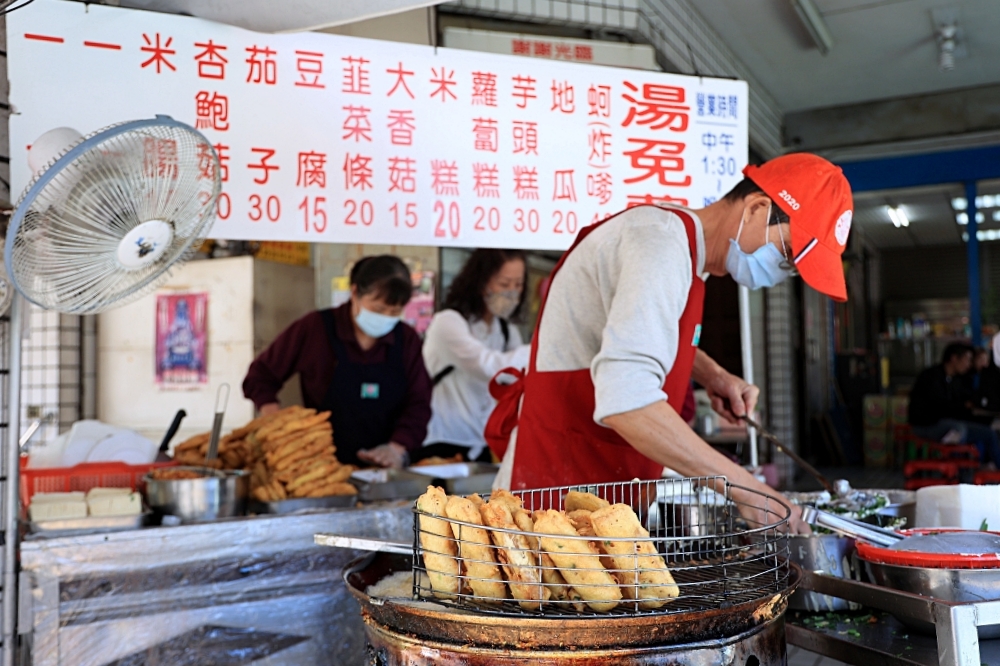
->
<box><xmin>486</xmin><ymin>153</ymin><xmax>853</xmax><ymax>533</ymax></box>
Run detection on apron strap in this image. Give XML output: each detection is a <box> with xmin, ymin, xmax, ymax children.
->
<box><xmin>483</xmin><ymin>367</ymin><xmax>524</xmax><ymax>459</ymax></box>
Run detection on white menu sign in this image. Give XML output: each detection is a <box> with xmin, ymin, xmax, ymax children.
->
<box><xmin>8</xmin><ymin>0</ymin><xmax>748</xmax><ymax>250</ymax></box>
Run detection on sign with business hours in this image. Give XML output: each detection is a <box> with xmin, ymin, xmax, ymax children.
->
<box><xmin>8</xmin><ymin>0</ymin><xmax>749</xmax><ymax>251</ymax></box>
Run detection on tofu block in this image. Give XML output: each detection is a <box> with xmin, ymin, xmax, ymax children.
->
<box><xmin>29</xmin><ymin>498</ymin><xmax>87</xmax><ymax>522</ymax></box>
<box><xmin>85</xmin><ymin>487</ymin><xmax>132</xmax><ymax>499</ymax></box>
<box><xmin>87</xmin><ymin>492</ymin><xmax>142</xmax><ymax>517</ymax></box>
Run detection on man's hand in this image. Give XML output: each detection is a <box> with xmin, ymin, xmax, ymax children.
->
<box><xmin>259</xmin><ymin>403</ymin><xmax>281</xmax><ymax>417</ymax></box>
<box><xmin>358</xmin><ymin>442</ymin><xmax>408</xmax><ymax>469</ymax></box>
<box><xmin>705</xmin><ymin>371</ymin><xmax>760</xmax><ymax>424</ymax></box>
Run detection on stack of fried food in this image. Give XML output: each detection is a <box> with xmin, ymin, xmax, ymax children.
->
<box><xmin>415</xmin><ymin>487</ymin><xmax>679</xmax><ymax>613</ymax></box>
<box><xmin>169</xmin><ymin>406</ymin><xmax>357</xmax><ymax>503</ymax></box>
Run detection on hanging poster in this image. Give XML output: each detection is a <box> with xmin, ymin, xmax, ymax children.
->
<box><xmin>8</xmin><ymin>0</ymin><xmax>748</xmax><ymax>251</ymax></box>
<box><xmin>155</xmin><ymin>292</ymin><xmax>209</xmax><ymax>387</ymax></box>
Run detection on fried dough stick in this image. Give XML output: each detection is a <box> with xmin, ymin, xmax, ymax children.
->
<box><xmin>445</xmin><ymin>496</ymin><xmax>508</xmax><ymax>603</ymax></box>
<box><xmin>591</xmin><ymin>503</ymin><xmax>679</xmax><ymax>609</ymax></box>
<box><xmin>533</xmin><ymin>509</ymin><xmax>621</xmax><ymax>612</ymax></box>
<box><xmin>479</xmin><ymin>500</ymin><xmax>549</xmax><ymax>610</ymax></box>
<box><xmin>415</xmin><ymin>486</ymin><xmax>461</xmax><ymax>599</ymax></box>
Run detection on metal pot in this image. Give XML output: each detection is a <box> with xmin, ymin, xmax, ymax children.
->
<box><xmin>144</xmin><ymin>467</ymin><xmax>249</xmax><ymax>523</ymax></box>
<box><xmin>787</xmin><ymin>534</ymin><xmax>858</xmax><ymax>611</ymax></box>
<box><xmin>863</xmin><ymin>559</ymin><xmax>1000</xmax><ymax>639</ymax></box>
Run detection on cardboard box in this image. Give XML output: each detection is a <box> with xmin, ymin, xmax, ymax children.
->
<box><xmin>863</xmin><ymin>395</ymin><xmax>889</xmax><ymax>430</ymax></box>
<box><xmin>890</xmin><ymin>396</ymin><xmax>909</xmax><ymax>427</ymax></box>
<box><xmin>864</xmin><ymin>429</ymin><xmax>889</xmax><ymax>468</ymax></box>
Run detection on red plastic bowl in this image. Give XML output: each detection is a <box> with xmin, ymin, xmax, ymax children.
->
<box><xmin>856</xmin><ymin>528</ymin><xmax>1000</xmax><ymax>570</ymax></box>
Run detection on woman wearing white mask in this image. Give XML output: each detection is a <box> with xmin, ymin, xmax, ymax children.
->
<box><xmin>485</xmin><ymin>153</ymin><xmax>854</xmax><ymax>534</ymax></box>
<box><xmin>417</xmin><ymin>249</ymin><xmax>532</xmax><ymax>463</ymax></box>
<box><xmin>243</xmin><ymin>255</ymin><xmax>431</xmax><ymax>468</ymax></box>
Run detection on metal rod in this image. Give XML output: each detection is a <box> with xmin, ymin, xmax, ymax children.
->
<box><xmin>966</xmin><ymin>181</ymin><xmax>982</xmax><ymax>347</ymax></box>
<box><xmin>314</xmin><ymin>534</ymin><xmax>412</xmax><ymax>555</ymax></box>
<box><xmin>742</xmin><ymin>415</ymin><xmax>834</xmax><ymax>493</ymax></box>
<box><xmin>798</xmin><ymin>505</ymin><xmax>902</xmax><ymax>547</ymax></box>
<box><xmin>3</xmin><ymin>296</ymin><xmax>23</xmax><ymax>666</ymax></box>
<box><xmin>738</xmin><ymin>285</ymin><xmax>759</xmax><ymax>468</ymax></box>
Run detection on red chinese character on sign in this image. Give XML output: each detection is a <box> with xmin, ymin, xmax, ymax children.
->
<box><xmin>430</xmin><ymin>67</ymin><xmax>457</xmax><ymax>102</ymax></box>
<box><xmin>143</xmin><ymin>137</ymin><xmax>179</xmax><ymax>179</ymax></box>
<box><xmin>473</xmin><ymin>163</ymin><xmax>500</xmax><ymax>198</ymax></box>
<box><xmin>295</xmin><ymin>50</ymin><xmax>324</xmax><ymax>88</ymax></box>
<box><xmin>342</xmin><ymin>56</ymin><xmax>370</xmax><ymax>94</ymax></box>
<box><xmin>141</xmin><ymin>33</ymin><xmax>176</xmax><ymax>73</ymax></box>
<box><xmin>513</xmin><ymin>166</ymin><xmax>539</xmax><ymax>200</ymax></box>
<box><xmin>387</xmin><ymin>110</ymin><xmax>416</xmax><ymax>146</ymax></box>
<box><xmin>296</xmin><ymin>151</ymin><xmax>327</xmax><ymax>188</ymax></box>
<box><xmin>196</xmin><ymin>143</ymin><xmax>216</xmax><ymax>181</ymax></box>
<box><xmin>626</xmin><ymin>193</ymin><xmax>689</xmax><ymax>208</ymax></box>
<box><xmin>246</xmin><ymin>45</ymin><xmax>277</xmax><ymax>84</ymax></box>
<box><xmin>512</xmin><ymin>121</ymin><xmax>538</xmax><ymax>156</ymax></box>
<box><xmin>623</xmin><ymin>138</ymin><xmax>692</xmax><ymax>186</ymax></box>
<box><xmin>473</xmin><ymin>118</ymin><xmax>498</xmax><ymax>152</ymax></box>
<box><xmin>555</xmin><ymin>43</ymin><xmax>572</xmax><ymax>60</ymax></box>
<box><xmin>551</xmin><ymin>81</ymin><xmax>575</xmax><ymax>113</ymax></box>
<box><xmin>587</xmin><ymin>172</ymin><xmax>613</xmax><ymax>205</ymax></box>
<box><xmin>195</xmin><ymin>91</ymin><xmax>229</xmax><ymax>131</ymax></box>
<box><xmin>575</xmin><ymin>44</ymin><xmax>593</xmax><ymax>61</ymax></box>
<box><xmin>512</xmin><ymin>39</ymin><xmax>531</xmax><ymax>55</ymax></box>
<box><xmin>431</xmin><ymin>160</ymin><xmax>459</xmax><ymax>196</ymax></box>
<box><xmin>512</xmin><ymin>75</ymin><xmax>537</xmax><ymax>109</ymax></box>
<box><xmin>587</xmin><ymin>123</ymin><xmax>612</xmax><ymax>168</ymax></box>
<box><xmin>194</xmin><ymin>40</ymin><xmax>227</xmax><ymax>79</ymax></box>
<box><xmin>622</xmin><ymin>82</ymin><xmax>689</xmax><ymax>131</ymax></box>
<box><xmin>472</xmin><ymin>71</ymin><xmax>498</xmax><ymax>107</ymax></box>
<box><xmin>533</xmin><ymin>41</ymin><xmax>552</xmax><ymax>57</ymax></box>
<box><xmin>214</xmin><ymin>144</ymin><xmax>230</xmax><ymax>181</ymax></box>
<box><xmin>248</xmin><ymin>148</ymin><xmax>278</xmax><ymax>185</ymax></box>
<box><xmin>588</xmin><ymin>84</ymin><xmax>611</xmax><ymax>117</ymax></box>
<box><xmin>387</xmin><ymin>62</ymin><xmax>415</xmax><ymax>98</ymax></box>
<box><xmin>343</xmin><ymin>154</ymin><xmax>374</xmax><ymax>190</ymax></box>
<box><xmin>552</xmin><ymin>170</ymin><xmax>577</xmax><ymax>202</ymax></box>
<box><xmin>342</xmin><ymin>106</ymin><xmax>372</xmax><ymax>142</ymax></box>
<box><xmin>388</xmin><ymin>157</ymin><xmax>417</xmax><ymax>193</ymax></box>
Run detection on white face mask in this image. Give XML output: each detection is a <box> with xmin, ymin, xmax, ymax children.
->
<box><xmin>485</xmin><ymin>290</ymin><xmax>519</xmax><ymax>319</ymax></box>
<box><xmin>724</xmin><ymin>203</ymin><xmax>792</xmax><ymax>290</ymax></box>
<box><xmin>354</xmin><ymin>307</ymin><xmax>400</xmax><ymax>338</ymax></box>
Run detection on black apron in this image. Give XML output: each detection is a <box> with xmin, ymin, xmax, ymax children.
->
<box><xmin>320</xmin><ymin>310</ymin><xmax>408</xmax><ymax>466</ymax></box>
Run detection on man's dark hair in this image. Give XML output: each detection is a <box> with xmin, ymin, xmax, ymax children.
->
<box><xmin>443</xmin><ymin>249</ymin><xmax>527</xmax><ymax>321</ymax></box>
<box><xmin>350</xmin><ymin>255</ymin><xmax>413</xmax><ymax>307</ymax></box>
<box><xmin>942</xmin><ymin>342</ymin><xmax>974</xmax><ymax>365</ymax></box>
<box><xmin>722</xmin><ymin>177</ymin><xmax>789</xmax><ymax>225</ymax></box>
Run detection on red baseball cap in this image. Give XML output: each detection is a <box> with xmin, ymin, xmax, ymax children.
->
<box><xmin>743</xmin><ymin>153</ymin><xmax>854</xmax><ymax>302</ymax></box>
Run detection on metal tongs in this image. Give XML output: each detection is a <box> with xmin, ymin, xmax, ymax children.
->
<box><xmin>205</xmin><ymin>383</ymin><xmax>230</xmax><ymax>461</ymax></box>
<box><xmin>799</xmin><ymin>505</ymin><xmax>904</xmax><ymax>548</ymax></box>
<box><xmin>741</xmin><ymin>415</ymin><xmax>840</xmax><ymax>495</ymax></box>
<box><xmin>315</xmin><ymin>534</ymin><xmax>411</xmax><ymax>555</ymax></box>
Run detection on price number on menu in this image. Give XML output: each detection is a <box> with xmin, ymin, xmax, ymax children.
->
<box><xmin>299</xmin><ymin>196</ymin><xmax>328</xmax><ymax>233</ymax></box>
<box><xmin>345</xmin><ymin>199</ymin><xmax>374</xmax><ymax>226</ymax></box>
<box><xmin>702</xmin><ymin>155</ymin><xmax>738</xmax><ymax>177</ymax></box>
<box><xmin>474</xmin><ymin>206</ymin><xmax>501</xmax><ymax>232</ymax></box>
<box><xmin>390</xmin><ymin>202</ymin><xmax>418</xmax><ymax>229</ymax></box>
<box><xmin>552</xmin><ymin>210</ymin><xmax>578</xmax><ymax>234</ymax></box>
<box><xmin>434</xmin><ymin>201</ymin><xmax>460</xmax><ymax>238</ymax></box>
<box><xmin>249</xmin><ymin>194</ymin><xmax>281</xmax><ymax>223</ymax></box>
<box><xmin>514</xmin><ymin>208</ymin><xmax>540</xmax><ymax>233</ymax></box>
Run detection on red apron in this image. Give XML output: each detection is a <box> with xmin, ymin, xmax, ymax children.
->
<box><xmin>485</xmin><ymin>206</ymin><xmax>706</xmax><ymax>490</ymax></box>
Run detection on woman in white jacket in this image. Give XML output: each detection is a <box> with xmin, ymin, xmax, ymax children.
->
<box><xmin>418</xmin><ymin>249</ymin><xmax>532</xmax><ymax>462</ymax></box>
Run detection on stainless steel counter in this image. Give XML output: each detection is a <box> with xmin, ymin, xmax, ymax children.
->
<box><xmin>18</xmin><ymin>503</ymin><xmax>412</xmax><ymax>666</ymax></box>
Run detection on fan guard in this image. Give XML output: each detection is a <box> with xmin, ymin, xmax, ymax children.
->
<box><xmin>5</xmin><ymin>116</ymin><xmax>220</xmax><ymax>314</ymax></box>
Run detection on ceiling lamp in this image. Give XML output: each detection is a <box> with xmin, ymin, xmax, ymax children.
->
<box><xmin>792</xmin><ymin>0</ymin><xmax>835</xmax><ymax>55</ymax></box>
<box><xmin>951</xmin><ymin>197</ymin><xmax>967</xmax><ymax>210</ymax></box>
<box><xmin>932</xmin><ymin>7</ymin><xmax>966</xmax><ymax>72</ymax></box>
<box><xmin>957</xmin><ymin>213</ymin><xmax>968</xmax><ymax>225</ymax></box>
<box><xmin>887</xmin><ymin>206</ymin><xmax>909</xmax><ymax>228</ymax></box>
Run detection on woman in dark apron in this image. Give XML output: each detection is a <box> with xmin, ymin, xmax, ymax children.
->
<box><xmin>243</xmin><ymin>255</ymin><xmax>432</xmax><ymax>467</ymax></box>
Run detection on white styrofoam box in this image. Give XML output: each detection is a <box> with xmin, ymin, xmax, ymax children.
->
<box><xmin>915</xmin><ymin>485</ymin><xmax>1000</xmax><ymax>530</ymax></box>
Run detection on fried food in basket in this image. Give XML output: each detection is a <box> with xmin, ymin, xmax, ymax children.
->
<box><xmin>479</xmin><ymin>500</ymin><xmax>549</xmax><ymax>610</ymax></box>
<box><xmin>564</xmin><ymin>490</ymin><xmax>610</xmax><ymax>513</ymax></box>
<box><xmin>412</xmin><ymin>454</ymin><xmax>464</xmax><ymax>467</ymax></box>
<box><xmin>445</xmin><ymin>495</ymin><xmax>507</xmax><ymax>603</ymax></box>
<box><xmin>591</xmin><ymin>503</ymin><xmax>679</xmax><ymax>608</ymax></box>
<box><xmin>416</xmin><ymin>486</ymin><xmax>461</xmax><ymax>599</ymax></box>
<box><xmin>532</xmin><ymin>509</ymin><xmax>621</xmax><ymax>612</ymax></box>
<box><xmin>149</xmin><ymin>468</ymin><xmax>212</xmax><ymax>481</ymax></box>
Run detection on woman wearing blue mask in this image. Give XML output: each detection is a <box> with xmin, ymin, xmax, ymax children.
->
<box><xmin>243</xmin><ymin>255</ymin><xmax>431</xmax><ymax>468</ymax></box>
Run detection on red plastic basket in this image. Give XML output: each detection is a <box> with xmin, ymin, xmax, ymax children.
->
<box><xmin>856</xmin><ymin>528</ymin><xmax>1000</xmax><ymax>569</ymax></box>
<box><xmin>19</xmin><ymin>460</ymin><xmax>177</xmax><ymax>507</ymax></box>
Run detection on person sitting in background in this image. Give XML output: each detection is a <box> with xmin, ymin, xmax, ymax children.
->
<box><xmin>908</xmin><ymin>342</ymin><xmax>1000</xmax><ymax>467</ymax></box>
<box><xmin>972</xmin><ymin>345</ymin><xmax>1000</xmax><ymax>416</ymax></box>
<box><xmin>418</xmin><ymin>249</ymin><xmax>532</xmax><ymax>463</ymax></box>
<box><xmin>243</xmin><ymin>255</ymin><xmax>431</xmax><ymax>468</ymax></box>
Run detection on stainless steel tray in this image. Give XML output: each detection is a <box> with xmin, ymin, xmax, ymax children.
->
<box><xmin>251</xmin><ymin>494</ymin><xmax>358</xmax><ymax>515</ymax></box>
<box><xmin>27</xmin><ymin>511</ymin><xmax>150</xmax><ymax>538</ymax></box>
<box><xmin>350</xmin><ymin>469</ymin><xmax>430</xmax><ymax>501</ymax></box>
<box><xmin>405</xmin><ymin>462</ymin><xmax>499</xmax><ymax>495</ymax></box>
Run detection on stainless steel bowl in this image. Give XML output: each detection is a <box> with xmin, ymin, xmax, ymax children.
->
<box><xmin>144</xmin><ymin>467</ymin><xmax>249</xmax><ymax>523</ymax></box>
<box><xmin>863</xmin><ymin>559</ymin><xmax>1000</xmax><ymax>639</ymax></box>
<box><xmin>788</xmin><ymin>534</ymin><xmax>859</xmax><ymax>611</ymax></box>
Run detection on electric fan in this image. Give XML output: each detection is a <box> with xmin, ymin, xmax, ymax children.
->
<box><xmin>4</xmin><ymin>115</ymin><xmax>221</xmax><ymax>314</ymax></box>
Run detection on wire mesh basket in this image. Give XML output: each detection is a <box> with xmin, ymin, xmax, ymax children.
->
<box><xmin>410</xmin><ymin>476</ymin><xmax>790</xmax><ymax>617</ymax></box>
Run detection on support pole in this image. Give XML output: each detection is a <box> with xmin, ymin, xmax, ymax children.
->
<box><xmin>738</xmin><ymin>285</ymin><xmax>759</xmax><ymax>469</ymax></box>
<box><xmin>2</xmin><ymin>296</ymin><xmax>22</xmax><ymax>666</ymax></box>
<box><xmin>966</xmin><ymin>182</ymin><xmax>982</xmax><ymax>347</ymax></box>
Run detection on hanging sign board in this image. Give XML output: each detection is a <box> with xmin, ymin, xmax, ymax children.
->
<box><xmin>8</xmin><ymin>0</ymin><xmax>748</xmax><ymax>250</ymax></box>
